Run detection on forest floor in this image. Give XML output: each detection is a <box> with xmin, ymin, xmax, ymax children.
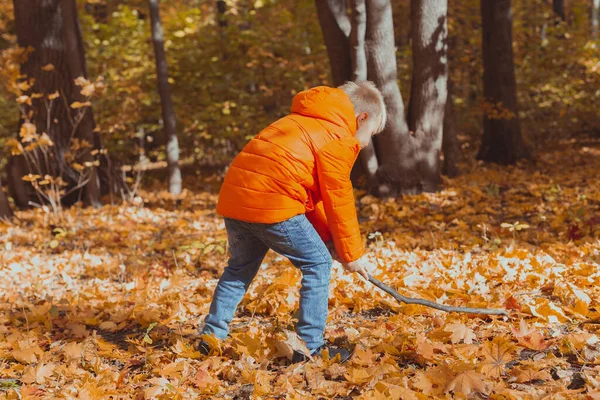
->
<box><xmin>1</xmin><ymin>140</ymin><xmax>600</xmax><ymax>399</ymax></box>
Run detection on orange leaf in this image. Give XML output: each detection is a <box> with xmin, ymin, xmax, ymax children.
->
<box><xmin>516</xmin><ymin>331</ymin><xmax>547</xmax><ymax>351</ymax></box>
<box><xmin>504</xmin><ymin>296</ymin><xmax>521</xmax><ymax>311</ymax></box>
<box><xmin>480</xmin><ymin>337</ymin><xmax>515</xmax><ymax>378</ymax></box>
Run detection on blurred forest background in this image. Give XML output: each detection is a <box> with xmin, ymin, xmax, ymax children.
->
<box><xmin>0</xmin><ymin>0</ymin><xmax>598</xmax><ymax>215</ymax></box>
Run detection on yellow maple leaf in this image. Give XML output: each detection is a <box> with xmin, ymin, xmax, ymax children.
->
<box><xmin>445</xmin><ymin>323</ymin><xmax>476</xmax><ymax>344</ymax></box>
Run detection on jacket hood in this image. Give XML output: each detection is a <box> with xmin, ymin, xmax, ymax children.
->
<box><xmin>290</xmin><ymin>86</ymin><xmax>357</xmax><ymax>135</ymax></box>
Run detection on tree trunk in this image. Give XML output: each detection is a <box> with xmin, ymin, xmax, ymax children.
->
<box><xmin>216</xmin><ymin>0</ymin><xmax>227</xmax><ymax>28</ymax></box>
<box><xmin>315</xmin><ymin>0</ymin><xmax>352</xmax><ymax>87</ymax></box>
<box><xmin>10</xmin><ymin>0</ymin><xmax>102</xmax><ymax>208</ymax></box>
<box><xmin>350</xmin><ymin>0</ymin><xmax>367</xmax><ymax>81</ymax></box>
<box><xmin>404</xmin><ymin>0</ymin><xmax>448</xmax><ymax>193</ymax></box>
<box><xmin>553</xmin><ymin>0</ymin><xmax>566</xmax><ymax>21</ymax></box>
<box><xmin>0</xmin><ymin>177</ymin><xmax>13</xmax><ymax>219</ymax></box>
<box><xmin>61</xmin><ymin>0</ymin><xmax>101</xmax><ymax>207</ymax></box>
<box><xmin>593</xmin><ymin>0</ymin><xmax>600</xmax><ymax>39</ymax></box>
<box><xmin>364</xmin><ymin>0</ymin><xmax>411</xmax><ymax>196</ymax></box>
<box><xmin>148</xmin><ymin>0</ymin><xmax>182</xmax><ymax>195</ymax></box>
<box><xmin>442</xmin><ymin>78</ymin><xmax>459</xmax><ymax>177</ymax></box>
<box><xmin>478</xmin><ymin>0</ymin><xmax>529</xmax><ymax>164</ymax></box>
<box><xmin>349</xmin><ymin>0</ymin><xmax>379</xmax><ymax>188</ymax></box>
<box><xmin>315</xmin><ymin>0</ymin><xmax>378</xmax><ymax>188</ymax></box>
<box><xmin>318</xmin><ymin>0</ymin><xmax>450</xmax><ymax>194</ymax></box>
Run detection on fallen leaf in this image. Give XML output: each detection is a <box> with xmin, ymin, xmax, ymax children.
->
<box><xmin>445</xmin><ymin>323</ymin><xmax>476</xmax><ymax>344</ymax></box>
<box><xmin>446</xmin><ymin>370</ymin><xmax>488</xmax><ymax>395</ymax></box>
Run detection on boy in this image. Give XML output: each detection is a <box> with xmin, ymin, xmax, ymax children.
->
<box><xmin>198</xmin><ymin>81</ymin><xmax>387</xmax><ymax>363</ymax></box>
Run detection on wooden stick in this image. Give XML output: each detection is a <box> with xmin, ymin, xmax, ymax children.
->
<box><xmin>368</xmin><ymin>275</ymin><xmax>510</xmax><ymax>316</ymax></box>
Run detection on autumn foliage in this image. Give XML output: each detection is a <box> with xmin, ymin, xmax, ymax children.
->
<box><xmin>1</xmin><ymin>142</ymin><xmax>599</xmax><ymax>398</ymax></box>
<box><xmin>1</xmin><ymin>0</ymin><xmax>600</xmax><ymax>398</ymax></box>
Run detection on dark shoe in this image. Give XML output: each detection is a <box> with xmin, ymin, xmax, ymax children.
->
<box><xmin>198</xmin><ymin>339</ymin><xmax>211</xmax><ymax>356</ymax></box>
<box><xmin>291</xmin><ymin>345</ymin><xmax>351</xmax><ymax>364</ymax></box>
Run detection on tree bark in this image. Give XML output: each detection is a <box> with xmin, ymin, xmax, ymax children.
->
<box><xmin>9</xmin><ymin>0</ymin><xmax>102</xmax><ymax>208</ymax></box>
<box><xmin>367</xmin><ymin>0</ymin><xmax>448</xmax><ymax>195</ymax></box>
<box><xmin>349</xmin><ymin>0</ymin><xmax>379</xmax><ymax>188</ymax></box>
<box><xmin>442</xmin><ymin>78</ymin><xmax>459</xmax><ymax>177</ymax></box>
<box><xmin>148</xmin><ymin>0</ymin><xmax>182</xmax><ymax>195</ymax></box>
<box><xmin>0</xmin><ymin>177</ymin><xmax>13</xmax><ymax>219</ymax></box>
<box><xmin>61</xmin><ymin>0</ymin><xmax>101</xmax><ymax>207</ymax></box>
<box><xmin>404</xmin><ymin>0</ymin><xmax>448</xmax><ymax>193</ymax></box>
<box><xmin>315</xmin><ymin>0</ymin><xmax>352</xmax><ymax>87</ymax></box>
<box><xmin>364</xmin><ymin>0</ymin><xmax>410</xmax><ymax>196</ymax></box>
<box><xmin>317</xmin><ymin>0</ymin><xmax>450</xmax><ymax>195</ymax></box>
<box><xmin>350</xmin><ymin>0</ymin><xmax>367</xmax><ymax>82</ymax></box>
<box><xmin>478</xmin><ymin>0</ymin><xmax>529</xmax><ymax>164</ymax></box>
<box><xmin>593</xmin><ymin>0</ymin><xmax>600</xmax><ymax>39</ymax></box>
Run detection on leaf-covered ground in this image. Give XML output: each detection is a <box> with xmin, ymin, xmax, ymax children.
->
<box><xmin>1</xmin><ymin>142</ymin><xmax>600</xmax><ymax>399</ymax></box>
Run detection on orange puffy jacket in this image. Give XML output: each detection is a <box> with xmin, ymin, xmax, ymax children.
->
<box><xmin>216</xmin><ymin>86</ymin><xmax>364</xmax><ymax>263</ymax></box>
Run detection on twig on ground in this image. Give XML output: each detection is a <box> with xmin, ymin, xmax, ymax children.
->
<box><xmin>368</xmin><ymin>275</ymin><xmax>510</xmax><ymax>316</ymax></box>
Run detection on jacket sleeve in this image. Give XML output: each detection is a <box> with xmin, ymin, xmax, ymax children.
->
<box><xmin>315</xmin><ymin>137</ymin><xmax>364</xmax><ymax>263</ymax></box>
<box><xmin>306</xmin><ymin>201</ymin><xmax>332</xmax><ymax>243</ymax></box>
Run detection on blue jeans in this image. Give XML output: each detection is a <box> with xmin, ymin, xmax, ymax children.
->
<box><xmin>201</xmin><ymin>214</ymin><xmax>333</xmax><ymax>351</ymax></box>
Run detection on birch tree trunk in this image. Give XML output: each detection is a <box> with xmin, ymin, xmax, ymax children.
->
<box><xmin>148</xmin><ymin>0</ymin><xmax>182</xmax><ymax>195</ymax></box>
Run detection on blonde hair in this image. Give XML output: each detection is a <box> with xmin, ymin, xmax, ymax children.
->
<box><xmin>338</xmin><ymin>80</ymin><xmax>387</xmax><ymax>133</ymax></box>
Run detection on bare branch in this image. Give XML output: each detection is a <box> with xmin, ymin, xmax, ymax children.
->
<box><xmin>368</xmin><ymin>275</ymin><xmax>510</xmax><ymax>316</ymax></box>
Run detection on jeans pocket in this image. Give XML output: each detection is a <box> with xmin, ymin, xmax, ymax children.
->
<box><xmin>225</xmin><ymin>218</ymin><xmax>246</xmax><ymax>251</ymax></box>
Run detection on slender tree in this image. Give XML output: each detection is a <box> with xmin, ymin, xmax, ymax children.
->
<box><xmin>442</xmin><ymin>78</ymin><xmax>459</xmax><ymax>177</ymax></box>
<box><xmin>9</xmin><ymin>0</ymin><xmax>102</xmax><ymax>208</ymax></box>
<box><xmin>148</xmin><ymin>0</ymin><xmax>182</xmax><ymax>195</ymax></box>
<box><xmin>350</xmin><ymin>0</ymin><xmax>379</xmax><ymax>185</ymax></box>
<box><xmin>478</xmin><ymin>0</ymin><xmax>529</xmax><ymax>164</ymax></box>
<box><xmin>593</xmin><ymin>0</ymin><xmax>600</xmax><ymax>39</ymax></box>
<box><xmin>553</xmin><ymin>0</ymin><xmax>566</xmax><ymax>21</ymax></box>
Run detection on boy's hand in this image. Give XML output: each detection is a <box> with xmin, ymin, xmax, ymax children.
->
<box><xmin>342</xmin><ymin>256</ymin><xmax>370</xmax><ymax>280</ymax></box>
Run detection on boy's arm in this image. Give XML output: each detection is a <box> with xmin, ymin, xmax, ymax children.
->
<box><xmin>305</xmin><ymin>201</ymin><xmax>332</xmax><ymax>243</ymax></box>
<box><xmin>315</xmin><ymin>137</ymin><xmax>364</xmax><ymax>263</ymax></box>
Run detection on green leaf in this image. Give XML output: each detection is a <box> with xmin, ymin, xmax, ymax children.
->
<box><xmin>146</xmin><ymin>322</ymin><xmax>158</xmax><ymax>334</ymax></box>
<box><xmin>143</xmin><ymin>334</ymin><xmax>153</xmax><ymax>344</ymax></box>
